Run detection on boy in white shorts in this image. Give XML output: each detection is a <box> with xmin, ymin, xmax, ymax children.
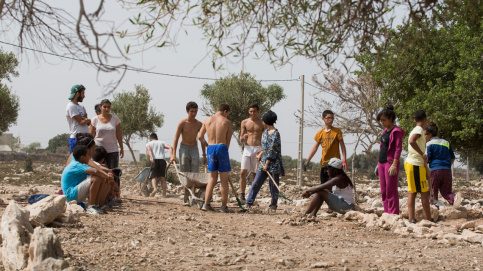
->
<box><xmin>239</xmin><ymin>104</ymin><xmax>264</xmax><ymax>201</ymax></box>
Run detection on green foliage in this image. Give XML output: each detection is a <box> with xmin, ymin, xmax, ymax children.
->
<box><xmin>0</xmin><ymin>49</ymin><xmax>20</xmax><ymax>134</ymax></box>
<box><xmin>47</xmin><ymin>133</ymin><xmax>70</xmax><ymax>153</ymax></box>
<box><xmin>111</xmin><ymin>85</ymin><xmax>164</xmax><ymax>167</ymax></box>
<box><xmin>358</xmin><ymin>1</ymin><xmax>483</xmax><ymax>154</ymax></box>
<box><xmin>200</xmin><ymin>73</ymin><xmax>285</xmax><ymax>150</ymax></box>
<box><xmin>346</xmin><ymin>151</ymin><xmax>405</xmax><ymax>179</ymax></box>
<box><xmin>230</xmin><ymin>159</ymin><xmax>241</xmax><ymax>167</ymax></box>
<box><xmin>22</xmin><ymin>142</ymin><xmax>41</xmax><ymax>154</ymax></box>
<box><xmin>282</xmin><ymin>155</ymin><xmax>318</xmax><ymax>170</ymax></box>
<box><xmin>24</xmin><ymin>156</ymin><xmax>33</xmax><ymax>172</ymax></box>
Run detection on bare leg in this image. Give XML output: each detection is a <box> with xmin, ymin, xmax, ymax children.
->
<box><xmin>219</xmin><ymin>172</ymin><xmax>229</xmax><ymax>207</ymax></box>
<box><xmin>240</xmin><ymin>169</ymin><xmax>248</xmax><ymax>194</ymax></box>
<box><xmin>89</xmin><ymin>176</ymin><xmax>102</xmax><ymax>206</ymax></box>
<box><xmin>159</xmin><ymin>177</ymin><xmax>167</xmax><ymax>196</ymax></box>
<box><xmin>183</xmin><ymin>188</ymin><xmax>189</xmax><ymax>203</ymax></box>
<box><xmin>151</xmin><ymin>178</ymin><xmax>157</xmax><ymax>191</ymax></box>
<box><xmin>305</xmin><ymin>191</ymin><xmax>329</xmax><ymax>217</ymax></box>
<box><xmin>205</xmin><ymin>171</ymin><xmax>218</xmax><ymax>205</ymax></box>
<box><xmin>408</xmin><ymin>192</ymin><xmax>417</xmax><ymax>221</ymax></box>
<box><xmin>98</xmin><ymin>181</ymin><xmax>110</xmax><ymax>206</ymax></box>
<box><xmin>421</xmin><ymin>191</ymin><xmax>432</xmax><ymax>220</ymax></box>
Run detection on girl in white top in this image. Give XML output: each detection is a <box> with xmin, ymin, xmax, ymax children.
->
<box><xmin>90</xmin><ymin>99</ymin><xmax>124</xmax><ymax>169</ymax></box>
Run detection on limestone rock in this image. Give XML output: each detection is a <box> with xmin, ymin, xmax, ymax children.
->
<box><xmin>443</xmin><ymin>233</ymin><xmax>463</xmax><ymax>242</ymax></box>
<box><xmin>1</xmin><ymin>201</ymin><xmax>34</xmax><ymax>271</ymax></box>
<box><xmin>459</xmin><ymin>221</ymin><xmax>475</xmax><ymax>231</ymax></box>
<box><xmin>371</xmin><ymin>200</ymin><xmax>383</xmax><ymax>208</ymax></box>
<box><xmin>25</xmin><ymin>196</ymin><xmax>67</xmax><ymax>225</ymax></box>
<box><xmin>414</xmin><ymin>205</ymin><xmax>439</xmax><ymax>221</ymax></box>
<box><xmin>55</xmin><ymin>203</ymin><xmax>85</xmax><ymax>223</ymax></box>
<box><xmin>378</xmin><ymin>213</ymin><xmax>400</xmax><ymax>229</ymax></box>
<box><xmin>27</xmin><ymin>227</ymin><xmax>68</xmax><ymax>270</ymax></box>
<box><xmin>440</xmin><ymin>207</ymin><xmax>467</xmax><ymax>220</ymax></box>
<box><xmin>343</xmin><ymin>211</ymin><xmax>363</xmax><ymax>221</ymax></box>
<box><xmin>461</xmin><ymin>229</ymin><xmax>483</xmax><ymax>244</ymax></box>
<box><xmin>311</xmin><ymin>262</ymin><xmax>332</xmax><ymax>268</ymax></box>
<box><xmin>363</xmin><ymin>213</ymin><xmax>379</xmax><ymax>227</ymax></box>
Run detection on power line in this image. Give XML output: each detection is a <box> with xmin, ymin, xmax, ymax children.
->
<box><xmin>0</xmin><ymin>40</ymin><xmax>300</xmax><ymax>82</ymax></box>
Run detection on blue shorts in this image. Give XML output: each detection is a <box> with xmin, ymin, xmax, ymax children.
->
<box><xmin>207</xmin><ymin>144</ymin><xmax>231</xmax><ymax>173</ymax></box>
<box><xmin>69</xmin><ymin>138</ymin><xmax>77</xmax><ymax>154</ymax></box>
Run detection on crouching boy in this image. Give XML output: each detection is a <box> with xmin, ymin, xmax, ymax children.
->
<box><xmin>61</xmin><ymin>145</ymin><xmax>114</xmax><ymax>215</ymax></box>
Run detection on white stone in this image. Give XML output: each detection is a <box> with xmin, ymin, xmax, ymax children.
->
<box><xmin>343</xmin><ymin>211</ymin><xmax>363</xmax><ymax>221</ymax></box>
<box><xmin>1</xmin><ymin>201</ymin><xmax>34</xmax><ymax>271</ymax></box>
<box><xmin>362</xmin><ymin>213</ymin><xmax>379</xmax><ymax>227</ymax></box>
<box><xmin>440</xmin><ymin>208</ymin><xmax>466</xmax><ymax>220</ymax></box>
<box><xmin>413</xmin><ymin>226</ymin><xmax>430</xmax><ymax>236</ymax></box>
<box><xmin>379</xmin><ymin>213</ymin><xmax>400</xmax><ymax>228</ymax></box>
<box><xmin>461</xmin><ymin>230</ymin><xmax>483</xmax><ymax>244</ymax></box>
<box><xmin>443</xmin><ymin>233</ymin><xmax>463</xmax><ymax>242</ymax></box>
<box><xmin>168</xmin><ymin>237</ymin><xmax>176</xmax><ymax>244</ymax></box>
<box><xmin>26</xmin><ymin>227</ymin><xmax>68</xmax><ymax>270</ymax></box>
<box><xmin>459</xmin><ymin>221</ymin><xmax>475</xmax><ymax>231</ymax></box>
<box><xmin>371</xmin><ymin>200</ymin><xmax>383</xmax><ymax>208</ymax></box>
<box><xmin>311</xmin><ymin>262</ymin><xmax>332</xmax><ymax>268</ymax></box>
<box><xmin>25</xmin><ymin>196</ymin><xmax>67</xmax><ymax>225</ymax></box>
<box><xmin>473</xmin><ymin>203</ymin><xmax>481</xmax><ymax>210</ymax></box>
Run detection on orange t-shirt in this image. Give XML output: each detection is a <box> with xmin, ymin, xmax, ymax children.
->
<box><xmin>314</xmin><ymin>127</ymin><xmax>343</xmax><ymax>167</ymax></box>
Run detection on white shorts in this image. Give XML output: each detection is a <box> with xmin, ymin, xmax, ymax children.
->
<box><xmin>241</xmin><ymin>146</ymin><xmax>261</xmax><ymax>173</ymax></box>
<box><xmin>77</xmin><ymin>175</ymin><xmax>91</xmax><ymax>202</ymax></box>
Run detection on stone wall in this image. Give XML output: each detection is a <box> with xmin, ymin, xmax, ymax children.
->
<box><xmin>0</xmin><ymin>152</ymin><xmax>67</xmax><ymax>163</ymax></box>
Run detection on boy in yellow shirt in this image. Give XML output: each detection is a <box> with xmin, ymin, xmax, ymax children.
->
<box><xmin>404</xmin><ymin>110</ymin><xmax>432</xmax><ymax>223</ymax></box>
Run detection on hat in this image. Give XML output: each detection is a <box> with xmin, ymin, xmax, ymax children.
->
<box><xmin>262</xmin><ymin>110</ymin><xmax>277</xmax><ymax>125</ymax></box>
<box><xmin>323</xmin><ymin>158</ymin><xmax>343</xmax><ymax>169</ymax></box>
<box><xmin>69</xmin><ymin>84</ymin><xmax>85</xmax><ymax>100</ymax></box>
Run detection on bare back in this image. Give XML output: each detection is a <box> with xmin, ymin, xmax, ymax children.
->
<box><xmin>241</xmin><ymin>118</ymin><xmax>264</xmax><ymax>146</ymax></box>
<box><xmin>180</xmin><ymin>118</ymin><xmax>202</xmax><ymax>146</ymax></box>
<box><xmin>204</xmin><ymin>113</ymin><xmax>232</xmax><ymax>146</ymax></box>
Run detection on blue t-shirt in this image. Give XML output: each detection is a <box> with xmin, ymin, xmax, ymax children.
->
<box><xmin>61</xmin><ymin>159</ymin><xmax>92</xmax><ymax>202</ymax></box>
<box><xmin>425</xmin><ymin>137</ymin><xmax>455</xmax><ymax>171</ymax></box>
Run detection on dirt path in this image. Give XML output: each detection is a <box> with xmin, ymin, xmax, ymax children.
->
<box><xmin>55</xmin><ymin>196</ymin><xmax>482</xmax><ymax>270</ymax></box>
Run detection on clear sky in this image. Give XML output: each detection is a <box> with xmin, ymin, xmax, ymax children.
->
<box><xmin>2</xmin><ymin>1</ymin><xmax>361</xmax><ymax>164</ymax></box>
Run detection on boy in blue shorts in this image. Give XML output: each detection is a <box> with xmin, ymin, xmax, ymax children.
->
<box><xmin>198</xmin><ymin>104</ymin><xmax>233</xmax><ymax>213</ymax></box>
<box><xmin>404</xmin><ymin>110</ymin><xmax>432</xmax><ymax>223</ymax></box>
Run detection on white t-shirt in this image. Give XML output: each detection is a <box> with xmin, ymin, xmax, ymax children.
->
<box><xmin>66</xmin><ymin>102</ymin><xmax>89</xmax><ymax>138</ymax></box>
<box><xmin>146</xmin><ymin>140</ymin><xmax>166</xmax><ymax>160</ymax></box>
<box><xmin>406</xmin><ymin>126</ymin><xmax>426</xmax><ymax>167</ymax></box>
<box><xmin>91</xmin><ymin>115</ymin><xmax>121</xmax><ymax>153</ymax></box>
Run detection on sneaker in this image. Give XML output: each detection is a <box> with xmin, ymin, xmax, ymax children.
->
<box><xmin>86</xmin><ymin>206</ymin><xmax>100</xmax><ymax>215</ymax></box>
<box><xmin>182</xmin><ymin>201</ymin><xmax>191</xmax><ymax>207</ymax></box>
<box><xmin>201</xmin><ymin>203</ymin><xmax>214</xmax><ymax>211</ymax></box>
<box><xmin>219</xmin><ymin>206</ymin><xmax>233</xmax><ymax>213</ymax></box>
<box><xmin>240</xmin><ymin>193</ymin><xmax>246</xmax><ymax>201</ymax></box>
<box><xmin>150</xmin><ymin>189</ymin><xmax>158</xmax><ymax>197</ymax></box>
<box><xmin>100</xmin><ymin>205</ymin><xmax>111</xmax><ymax>213</ymax></box>
<box><xmin>453</xmin><ymin>192</ymin><xmax>462</xmax><ymax>208</ymax></box>
<box><xmin>245</xmin><ymin>203</ymin><xmax>252</xmax><ymax>209</ymax></box>
<box><xmin>269</xmin><ymin>205</ymin><xmax>277</xmax><ymax>212</ymax></box>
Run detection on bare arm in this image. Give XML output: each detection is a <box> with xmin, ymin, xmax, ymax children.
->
<box><xmin>146</xmin><ymin>145</ymin><xmax>154</xmax><ymax>163</ymax></box>
<box><xmin>226</xmin><ymin>123</ymin><xmax>233</xmax><ymax>149</ymax></box>
<box><xmin>116</xmin><ymin>123</ymin><xmax>124</xmax><ymax>158</ymax></box>
<box><xmin>89</xmin><ymin>125</ymin><xmax>96</xmax><ymax>137</ymax></box>
<box><xmin>240</xmin><ymin>120</ymin><xmax>248</xmax><ymax>143</ymax></box>
<box><xmin>302</xmin><ymin>178</ymin><xmax>339</xmax><ymax>197</ymax></box>
<box><xmin>339</xmin><ymin>138</ymin><xmax>347</xmax><ymax>162</ymax></box>
<box><xmin>165</xmin><ymin>144</ymin><xmax>174</xmax><ymax>160</ymax></box>
<box><xmin>85</xmin><ymin>168</ymin><xmax>113</xmax><ymax>181</ymax></box>
<box><xmin>73</xmin><ymin>115</ymin><xmax>90</xmax><ymax>126</ymax></box>
<box><xmin>171</xmin><ymin>121</ymin><xmax>183</xmax><ymax>163</ymax></box>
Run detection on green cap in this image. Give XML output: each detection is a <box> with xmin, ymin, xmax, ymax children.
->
<box><xmin>69</xmin><ymin>84</ymin><xmax>85</xmax><ymax>100</ymax></box>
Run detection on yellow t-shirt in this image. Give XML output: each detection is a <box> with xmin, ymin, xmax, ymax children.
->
<box><xmin>406</xmin><ymin>126</ymin><xmax>426</xmax><ymax>167</ymax></box>
<box><xmin>314</xmin><ymin>127</ymin><xmax>343</xmax><ymax>167</ymax></box>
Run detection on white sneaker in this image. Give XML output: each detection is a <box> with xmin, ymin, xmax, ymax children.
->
<box><xmin>86</xmin><ymin>206</ymin><xmax>100</xmax><ymax>215</ymax></box>
<box><xmin>150</xmin><ymin>189</ymin><xmax>158</xmax><ymax>197</ymax></box>
<box><xmin>453</xmin><ymin>192</ymin><xmax>462</xmax><ymax>208</ymax></box>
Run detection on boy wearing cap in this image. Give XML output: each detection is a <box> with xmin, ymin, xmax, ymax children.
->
<box><xmin>66</xmin><ymin>84</ymin><xmax>90</xmax><ymax>153</ymax></box>
<box><xmin>304</xmin><ymin>110</ymin><xmax>347</xmax><ymax>184</ymax></box>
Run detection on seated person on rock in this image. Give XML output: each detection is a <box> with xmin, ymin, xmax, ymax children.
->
<box><xmin>92</xmin><ymin>146</ymin><xmax>120</xmax><ymax>206</ymax></box>
<box><xmin>61</xmin><ymin>145</ymin><xmax>114</xmax><ymax>215</ymax></box>
<box><xmin>301</xmin><ymin>158</ymin><xmax>355</xmax><ymax>216</ymax></box>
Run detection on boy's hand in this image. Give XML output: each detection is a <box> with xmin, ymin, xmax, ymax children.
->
<box><xmin>389</xmin><ymin>165</ymin><xmax>397</xmax><ymax>176</ymax></box>
<box><xmin>150</xmin><ymin>157</ymin><xmax>154</xmax><ymax>164</ymax></box>
<box><xmin>342</xmin><ymin>161</ymin><xmax>348</xmax><ymax>170</ymax></box>
<box><xmin>203</xmin><ymin>156</ymin><xmax>207</xmax><ymax>165</ymax></box>
<box><xmin>301</xmin><ymin>191</ymin><xmax>311</xmax><ymax>198</ymax></box>
<box><xmin>422</xmin><ymin>154</ymin><xmax>428</xmax><ymax>164</ymax></box>
<box><xmin>169</xmin><ymin>156</ymin><xmax>176</xmax><ymax>163</ymax></box>
<box><xmin>303</xmin><ymin>162</ymin><xmax>308</xmax><ymax>171</ymax></box>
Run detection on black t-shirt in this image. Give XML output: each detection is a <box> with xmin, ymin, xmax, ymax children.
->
<box><xmin>379</xmin><ymin>128</ymin><xmax>393</xmax><ymax>163</ymax></box>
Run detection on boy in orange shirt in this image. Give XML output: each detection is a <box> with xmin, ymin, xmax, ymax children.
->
<box><xmin>304</xmin><ymin>110</ymin><xmax>347</xmax><ymax>184</ymax></box>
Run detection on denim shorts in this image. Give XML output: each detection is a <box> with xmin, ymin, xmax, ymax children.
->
<box><xmin>327</xmin><ymin>193</ymin><xmax>354</xmax><ymax>214</ymax></box>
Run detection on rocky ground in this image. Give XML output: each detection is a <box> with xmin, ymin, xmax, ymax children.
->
<box><xmin>0</xmin><ymin>160</ymin><xmax>482</xmax><ymax>270</ymax></box>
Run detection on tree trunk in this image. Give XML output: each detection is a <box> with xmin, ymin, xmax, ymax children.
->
<box><xmin>125</xmin><ymin>140</ymin><xmax>139</xmax><ymax>172</ymax></box>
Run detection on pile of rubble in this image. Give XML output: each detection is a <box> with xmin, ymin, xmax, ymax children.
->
<box><xmin>1</xmin><ymin>196</ymin><xmax>83</xmax><ymax>270</ymax></box>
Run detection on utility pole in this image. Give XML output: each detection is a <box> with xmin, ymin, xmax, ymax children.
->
<box><xmin>297</xmin><ymin>75</ymin><xmax>305</xmax><ymax>186</ymax></box>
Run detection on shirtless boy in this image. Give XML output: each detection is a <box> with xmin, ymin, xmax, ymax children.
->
<box><xmin>239</xmin><ymin>104</ymin><xmax>264</xmax><ymax>201</ymax></box>
<box><xmin>198</xmin><ymin>104</ymin><xmax>232</xmax><ymax>213</ymax></box>
<box><xmin>171</xmin><ymin>101</ymin><xmax>203</xmax><ymax>205</ymax></box>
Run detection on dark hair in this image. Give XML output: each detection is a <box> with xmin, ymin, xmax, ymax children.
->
<box><xmin>322</xmin><ymin>110</ymin><xmax>334</xmax><ymax>118</ymax></box>
<box><xmin>377</xmin><ymin>105</ymin><xmax>396</xmax><ymax>122</ymax></box>
<box><xmin>94</xmin><ymin>104</ymin><xmax>101</xmax><ymax>115</ymax></box>
<box><xmin>414</xmin><ymin>110</ymin><xmax>427</xmax><ymax>122</ymax></box>
<box><xmin>327</xmin><ymin>167</ymin><xmax>353</xmax><ymax>187</ymax></box>
<box><xmin>150</xmin><ymin>133</ymin><xmax>158</xmax><ymax>140</ymax></box>
<box><xmin>249</xmin><ymin>103</ymin><xmax>259</xmax><ymax>111</ymax></box>
<box><xmin>100</xmin><ymin>99</ymin><xmax>111</xmax><ymax>106</ymax></box>
<box><xmin>92</xmin><ymin>146</ymin><xmax>107</xmax><ymax>162</ymax></box>
<box><xmin>75</xmin><ymin>133</ymin><xmax>94</xmax><ymax>142</ymax></box>
<box><xmin>218</xmin><ymin>103</ymin><xmax>230</xmax><ymax>112</ymax></box>
<box><xmin>425</xmin><ymin>122</ymin><xmax>438</xmax><ymax>137</ymax></box>
<box><xmin>186</xmin><ymin>101</ymin><xmax>198</xmax><ymax>111</ymax></box>
<box><xmin>73</xmin><ymin>145</ymin><xmax>89</xmax><ymax>161</ymax></box>
<box><xmin>77</xmin><ymin>137</ymin><xmax>95</xmax><ymax>149</ymax></box>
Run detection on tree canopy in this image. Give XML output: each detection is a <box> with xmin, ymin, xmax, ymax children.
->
<box><xmin>0</xmin><ymin>49</ymin><xmax>20</xmax><ymax>134</ymax></box>
<box><xmin>358</xmin><ymin>0</ymin><xmax>483</xmax><ymax>154</ymax></box>
<box><xmin>47</xmin><ymin>133</ymin><xmax>70</xmax><ymax>153</ymax></box>
<box><xmin>200</xmin><ymin>72</ymin><xmax>285</xmax><ymax>151</ymax></box>
<box><xmin>111</xmin><ymin>85</ymin><xmax>164</xmax><ymax>169</ymax></box>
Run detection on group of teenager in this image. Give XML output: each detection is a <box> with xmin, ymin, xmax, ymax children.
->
<box><xmin>60</xmin><ymin>84</ymin><xmax>461</xmax><ymax>220</ymax></box>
